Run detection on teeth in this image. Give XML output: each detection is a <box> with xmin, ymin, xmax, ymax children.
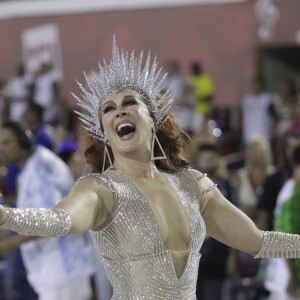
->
<box><xmin>117</xmin><ymin>123</ymin><xmax>134</xmax><ymax>132</ymax></box>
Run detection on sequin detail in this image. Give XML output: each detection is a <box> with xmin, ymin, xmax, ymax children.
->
<box><xmin>255</xmin><ymin>231</ymin><xmax>300</xmax><ymax>259</ymax></box>
<box><xmin>76</xmin><ymin>173</ymin><xmax>117</xmax><ymax>202</ymax></box>
<box><xmin>89</xmin><ymin>170</ymin><xmax>206</xmax><ymax>299</ymax></box>
<box><xmin>3</xmin><ymin>207</ymin><xmax>71</xmax><ymax>237</ymax></box>
<box><xmin>196</xmin><ymin>173</ymin><xmax>217</xmax><ymax>195</ymax></box>
<box><xmin>202</xmin><ymin>184</ymin><xmax>218</xmax><ymax>195</ymax></box>
<box><xmin>73</xmin><ymin>36</ymin><xmax>174</xmax><ymax>141</ymax></box>
<box><xmin>196</xmin><ymin>173</ymin><xmax>207</xmax><ymax>180</ymax></box>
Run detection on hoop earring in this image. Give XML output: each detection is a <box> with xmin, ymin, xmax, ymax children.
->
<box><xmin>151</xmin><ymin>131</ymin><xmax>167</xmax><ymax>161</ymax></box>
<box><xmin>102</xmin><ymin>142</ymin><xmax>113</xmax><ymax>173</ymax></box>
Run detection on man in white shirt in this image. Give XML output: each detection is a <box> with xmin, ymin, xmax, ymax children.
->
<box><xmin>241</xmin><ymin>75</ymin><xmax>277</xmax><ymax>144</ymax></box>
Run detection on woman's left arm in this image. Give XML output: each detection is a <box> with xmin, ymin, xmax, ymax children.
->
<box><xmin>190</xmin><ymin>169</ymin><xmax>263</xmax><ymax>255</ymax></box>
<box><xmin>201</xmin><ymin>185</ymin><xmax>263</xmax><ymax>255</ymax></box>
<box><xmin>191</xmin><ymin>170</ymin><xmax>300</xmax><ymax>259</ymax></box>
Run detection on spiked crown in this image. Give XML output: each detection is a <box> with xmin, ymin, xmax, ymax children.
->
<box><xmin>73</xmin><ymin>36</ymin><xmax>174</xmax><ymax>141</ymax></box>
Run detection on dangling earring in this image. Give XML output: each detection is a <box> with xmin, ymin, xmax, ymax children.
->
<box><xmin>151</xmin><ymin>130</ymin><xmax>167</xmax><ymax>160</ymax></box>
<box><xmin>102</xmin><ymin>141</ymin><xmax>113</xmax><ymax>173</ymax></box>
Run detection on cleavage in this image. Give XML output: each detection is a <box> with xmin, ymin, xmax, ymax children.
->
<box><xmin>132</xmin><ymin>174</ymin><xmax>191</xmax><ymax>253</ymax></box>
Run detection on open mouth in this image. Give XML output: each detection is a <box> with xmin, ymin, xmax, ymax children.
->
<box><xmin>116</xmin><ymin>123</ymin><xmax>136</xmax><ymax>138</ymax></box>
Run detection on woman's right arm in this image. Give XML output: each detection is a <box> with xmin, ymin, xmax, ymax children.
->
<box><xmin>55</xmin><ymin>175</ymin><xmax>114</xmax><ymax>234</ymax></box>
<box><xmin>0</xmin><ymin>176</ymin><xmax>114</xmax><ymax>236</ymax></box>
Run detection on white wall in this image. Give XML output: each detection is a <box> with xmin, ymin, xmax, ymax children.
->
<box><xmin>0</xmin><ymin>0</ymin><xmax>249</xmax><ymax>20</ymax></box>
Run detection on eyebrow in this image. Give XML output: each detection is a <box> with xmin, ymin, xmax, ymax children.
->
<box><xmin>123</xmin><ymin>95</ymin><xmax>136</xmax><ymax>100</ymax></box>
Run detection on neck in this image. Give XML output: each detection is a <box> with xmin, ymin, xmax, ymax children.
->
<box><xmin>113</xmin><ymin>157</ymin><xmax>159</xmax><ymax>179</ymax></box>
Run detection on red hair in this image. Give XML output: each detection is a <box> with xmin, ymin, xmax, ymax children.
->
<box><xmin>79</xmin><ymin>111</ymin><xmax>191</xmax><ymax>173</ymax></box>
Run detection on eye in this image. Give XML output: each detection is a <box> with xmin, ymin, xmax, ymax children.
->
<box><xmin>103</xmin><ymin>105</ymin><xmax>115</xmax><ymax>114</ymax></box>
<box><xmin>123</xmin><ymin>98</ymin><xmax>138</xmax><ymax>107</ymax></box>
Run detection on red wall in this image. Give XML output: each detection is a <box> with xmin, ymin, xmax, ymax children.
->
<box><xmin>1</xmin><ymin>1</ymin><xmax>298</xmax><ymax>107</ymax></box>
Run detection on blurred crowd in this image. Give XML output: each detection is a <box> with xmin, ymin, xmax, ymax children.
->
<box><xmin>0</xmin><ymin>58</ymin><xmax>300</xmax><ymax>300</ymax></box>
<box><xmin>0</xmin><ymin>62</ymin><xmax>112</xmax><ymax>300</ymax></box>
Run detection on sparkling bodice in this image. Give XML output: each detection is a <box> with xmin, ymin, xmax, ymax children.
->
<box><xmin>88</xmin><ymin>170</ymin><xmax>206</xmax><ymax>299</ymax></box>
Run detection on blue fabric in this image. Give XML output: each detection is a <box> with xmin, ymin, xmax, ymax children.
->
<box><xmin>0</xmin><ymin>199</ymin><xmax>37</xmax><ymax>300</ymax></box>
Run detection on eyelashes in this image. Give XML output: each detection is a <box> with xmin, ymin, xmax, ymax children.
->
<box><xmin>103</xmin><ymin>98</ymin><xmax>138</xmax><ymax>114</ymax></box>
<box><xmin>124</xmin><ymin>99</ymin><xmax>137</xmax><ymax>106</ymax></box>
<box><xmin>103</xmin><ymin>106</ymin><xmax>114</xmax><ymax>114</ymax></box>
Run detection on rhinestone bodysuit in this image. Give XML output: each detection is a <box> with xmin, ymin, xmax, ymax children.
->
<box><xmin>87</xmin><ymin>170</ymin><xmax>206</xmax><ymax>300</ymax></box>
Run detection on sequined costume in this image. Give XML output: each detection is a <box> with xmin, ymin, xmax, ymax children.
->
<box><xmin>4</xmin><ymin>167</ymin><xmax>300</xmax><ymax>299</ymax></box>
<box><xmin>87</xmin><ymin>169</ymin><xmax>206</xmax><ymax>300</ymax></box>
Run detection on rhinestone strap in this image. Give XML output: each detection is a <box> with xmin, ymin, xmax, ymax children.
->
<box><xmin>196</xmin><ymin>173</ymin><xmax>207</xmax><ymax>181</ymax></box>
<box><xmin>3</xmin><ymin>207</ymin><xmax>72</xmax><ymax>237</ymax></box>
<box><xmin>196</xmin><ymin>173</ymin><xmax>217</xmax><ymax>195</ymax></box>
<box><xmin>202</xmin><ymin>184</ymin><xmax>218</xmax><ymax>195</ymax></box>
<box><xmin>255</xmin><ymin>231</ymin><xmax>300</xmax><ymax>259</ymax></box>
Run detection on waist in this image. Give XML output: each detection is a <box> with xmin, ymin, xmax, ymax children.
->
<box><xmin>112</xmin><ymin>293</ymin><xmax>196</xmax><ymax>300</ymax></box>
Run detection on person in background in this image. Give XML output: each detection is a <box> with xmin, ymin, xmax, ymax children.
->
<box><xmin>274</xmin><ymin>78</ymin><xmax>300</xmax><ymax>166</ymax></box>
<box><xmin>194</xmin><ymin>143</ymin><xmax>238</xmax><ymax>300</ymax></box>
<box><xmin>3</xmin><ymin>102</ymin><xmax>55</xmax><ymax>228</ymax></box>
<box><xmin>241</xmin><ymin>75</ymin><xmax>277</xmax><ymax>145</ymax></box>
<box><xmin>6</xmin><ymin>64</ymin><xmax>33</xmax><ymax>122</ymax></box>
<box><xmin>0</xmin><ymin>79</ymin><xmax>11</xmax><ymax>124</ymax></box>
<box><xmin>275</xmin><ymin>78</ymin><xmax>300</xmax><ymax>139</ymax></box>
<box><xmin>163</xmin><ymin>59</ymin><xmax>192</xmax><ymax>132</ymax></box>
<box><xmin>22</xmin><ymin>102</ymin><xmax>54</xmax><ymax>150</ymax></box>
<box><xmin>257</xmin><ymin>128</ymin><xmax>300</xmax><ymax>232</ymax></box>
<box><xmin>275</xmin><ymin>145</ymin><xmax>300</xmax><ymax>299</ymax></box>
<box><xmin>57</xmin><ymin>140</ymin><xmax>81</xmax><ymax>179</ymax></box>
<box><xmin>0</xmin><ymin>121</ymin><xmax>96</xmax><ymax>300</ymax></box>
<box><xmin>188</xmin><ymin>61</ymin><xmax>215</xmax><ymax>133</ymax></box>
<box><xmin>0</xmin><ymin>185</ymin><xmax>37</xmax><ymax>300</ymax></box>
<box><xmin>163</xmin><ymin>60</ymin><xmax>185</xmax><ymax>107</ymax></box>
<box><xmin>236</xmin><ymin>138</ymin><xmax>275</xmax><ymax>221</ymax></box>
<box><xmin>255</xmin><ymin>129</ymin><xmax>300</xmax><ymax>300</ymax></box>
<box><xmin>263</xmin><ymin>145</ymin><xmax>300</xmax><ymax>300</ymax></box>
<box><xmin>33</xmin><ymin>62</ymin><xmax>60</xmax><ymax>124</ymax></box>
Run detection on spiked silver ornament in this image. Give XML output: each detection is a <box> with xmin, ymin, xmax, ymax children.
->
<box><xmin>73</xmin><ymin>36</ymin><xmax>174</xmax><ymax>141</ymax></box>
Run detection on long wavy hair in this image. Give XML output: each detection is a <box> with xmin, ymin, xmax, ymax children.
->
<box><xmin>79</xmin><ymin>110</ymin><xmax>191</xmax><ymax>173</ymax></box>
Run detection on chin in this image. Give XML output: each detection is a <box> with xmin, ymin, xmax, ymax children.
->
<box><xmin>119</xmin><ymin>144</ymin><xmax>149</xmax><ymax>158</ymax></box>
<box><xmin>113</xmin><ymin>143</ymin><xmax>137</xmax><ymax>155</ymax></box>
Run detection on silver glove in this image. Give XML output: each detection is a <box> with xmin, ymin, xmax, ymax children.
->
<box><xmin>2</xmin><ymin>207</ymin><xmax>72</xmax><ymax>237</ymax></box>
<box><xmin>255</xmin><ymin>231</ymin><xmax>300</xmax><ymax>259</ymax></box>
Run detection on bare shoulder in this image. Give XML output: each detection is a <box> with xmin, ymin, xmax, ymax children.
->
<box><xmin>188</xmin><ymin>168</ymin><xmax>216</xmax><ymax>191</ymax></box>
<box><xmin>73</xmin><ymin>174</ymin><xmax>109</xmax><ymax>192</ymax></box>
<box><xmin>188</xmin><ymin>169</ymin><xmax>221</xmax><ymax>213</ymax></box>
<box><xmin>72</xmin><ymin>174</ymin><xmax>115</xmax><ymax>208</ymax></box>
<box><xmin>74</xmin><ymin>174</ymin><xmax>105</xmax><ymax>189</ymax></box>
<box><xmin>188</xmin><ymin>168</ymin><xmax>202</xmax><ymax>179</ymax></box>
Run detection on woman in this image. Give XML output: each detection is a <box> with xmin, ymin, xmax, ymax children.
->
<box><xmin>236</xmin><ymin>138</ymin><xmax>275</xmax><ymax>221</ymax></box>
<box><xmin>0</xmin><ymin>37</ymin><xmax>299</xmax><ymax>300</ymax></box>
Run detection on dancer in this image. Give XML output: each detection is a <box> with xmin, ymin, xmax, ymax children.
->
<box><xmin>0</xmin><ymin>37</ymin><xmax>299</xmax><ymax>300</ymax></box>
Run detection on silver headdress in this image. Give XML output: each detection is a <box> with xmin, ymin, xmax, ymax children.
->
<box><xmin>73</xmin><ymin>36</ymin><xmax>174</xmax><ymax>141</ymax></box>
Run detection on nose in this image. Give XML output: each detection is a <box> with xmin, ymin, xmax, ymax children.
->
<box><xmin>116</xmin><ymin>110</ymin><xmax>128</xmax><ymax>118</ymax></box>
